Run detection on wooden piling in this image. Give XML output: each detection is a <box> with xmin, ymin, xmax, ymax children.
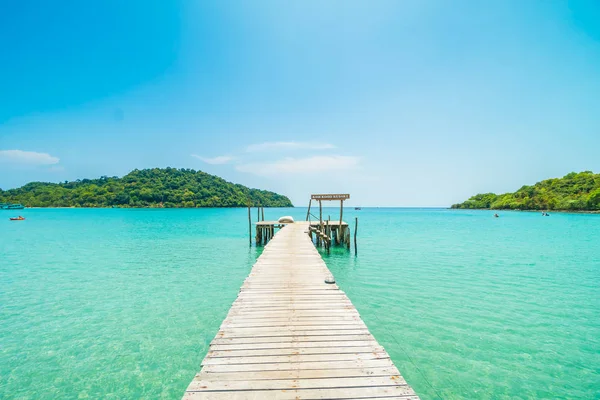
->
<box><xmin>326</xmin><ymin>218</ymin><xmax>330</xmax><ymax>254</ymax></box>
<box><xmin>247</xmin><ymin>203</ymin><xmax>252</xmax><ymax>246</ymax></box>
<box><xmin>354</xmin><ymin>217</ymin><xmax>358</xmax><ymax>255</ymax></box>
<box><xmin>319</xmin><ymin>200</ymin><xmax>322</xmax><ymax>224</ymax></box>
<box><xmin>339</xmin><ymin>199</ymin><xmax>343</xmax><ymax>233</ymax></box>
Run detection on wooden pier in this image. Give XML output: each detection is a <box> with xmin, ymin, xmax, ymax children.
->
<box><xmin>253</xmin><ymin>193</ymin><xmax>353</xmax><ymax>250</ymax></box>
<box><xmin>183</xmin><ymin>222</ymin><xmax>419</xmax><ymax>399</ymax></box>
<box><xmin>256</xmin><ymin>220</ymin><xmax>351</xmax><ymax>249</ymax></box>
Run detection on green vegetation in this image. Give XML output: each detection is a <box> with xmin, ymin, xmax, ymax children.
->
<box><xmin>0</xmin><ymin>168</ymin><xmax>293</xmax><ymax>208</ymax></box>
<box><xmin>452</xmin><ymin>171</ymin><xmax>600</xmax><ymax>211</ymax></box>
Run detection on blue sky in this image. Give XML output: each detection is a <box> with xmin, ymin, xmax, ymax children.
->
<box><xmin>1</xmin><ymin>0</ymin><xmax>599</xmax><ymax>206</ymax></box>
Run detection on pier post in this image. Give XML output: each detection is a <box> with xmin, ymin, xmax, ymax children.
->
<box><xmin>247</xmin><ymin>203</ymin><xmax>251</xmax><ymax>246</ymax></box>
<box><xmin>339</xmin><ymin>199</ymin><xmax>343</xmax><ymax>235</ymax></box>
<box><xmin>354</xmin><ymin>217</ymin><xmax>358</xmax><ymax>255</ymax></box>
<box><xmin>346</xmin><ymin>226</ymin><xmax>351</xmax><ymax>249</ymax></box>
<box><xmin>326</xmin><ymin>218</ymin><xmax>330</xmax><ymax>254</ymax></box>
<box><xmin>319</xmin><ymin>200</ymin><xmax>322</xmax><ymax>224</ymax></box>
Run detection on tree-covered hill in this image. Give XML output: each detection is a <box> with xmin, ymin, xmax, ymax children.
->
<box><xmin>0</xmin><ymin>168</ymin><xmax>293</xmax><ymax>208</ymax></box>
<box><xmin>451</xmin><ymin>171</ymin><xmax>600</xmax><ymax>211</ymax></box>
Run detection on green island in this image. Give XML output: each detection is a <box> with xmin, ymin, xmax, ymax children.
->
<box><xmin>0</xmin><ymin>168</ymin><xmax>293</xmax><ymax>208</ymax></box>
<box><xmin>452</xmin><ymin>171</ymin><xmax>600</xmax><ymax>211</ymax></box>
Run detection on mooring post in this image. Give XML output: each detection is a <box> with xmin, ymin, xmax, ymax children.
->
<box><xmin>339</xmin><ymin>199</ymin><xmax>344</xmax><ymax>245</ymax></box>
<box><xmin>339</xmin><ymin>199</ymin><xmax>343</xmax><ymax>231</ymax></box>
<box><xmin>306</xmin><ymin>199</ymin><xmax>312</xmax><ymax>221</ymax></box>
<box><xmin>261</xmin><ymin>207</ymin><xmax>265</xmax><ymax>221</ymax></box>
<box><xmin>247</xmin><ymin>202</ymin><xmax>252</xmax><ymax>246</ymax></box>
<box><xmin>354</xmin><ymin>217</ymin><xmax>358</xmax><ymax>255</ymax></box>
<box><xmin>319</xmin><ymin>200</ymin><xmax>322</xmax><ymax>225</ymax></box>
<box><xmin>326</xmin><ymin>218</ymin><xmax>330</xmax><ymax>254</ymax></box>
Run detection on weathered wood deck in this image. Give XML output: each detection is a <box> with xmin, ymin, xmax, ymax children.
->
<box><xmin>255</xmin><ymin>221</ymin><xmax>349</xmax><ymax>226</ymax></box>
<box><xmin>183</xmin><ymin>221</ymin><xmax>419</xmax><ymax>399</ymax></box>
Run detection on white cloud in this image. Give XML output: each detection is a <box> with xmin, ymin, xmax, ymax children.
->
<box><xmin>191</xmin><ymin>154</ymin><xmax>234</xmax><ymax>164</ymax></box>
<box><xmin>246</xmin><ymin>141</ymin><xmax>336</xmax><ymax>152</ymax></box>
<box><xmin>0</xmin><ymin>150</ymin><xmax>60</xmax><ymax>165</ymax></box>
<box><xmin>236</xmin><ymin>155</ymin><xmax>360</xmax><ymax>176</ymax></box>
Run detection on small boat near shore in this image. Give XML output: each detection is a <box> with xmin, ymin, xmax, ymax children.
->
<box><xmin>9</xmin><ymin>216</ymin><xmax>25</xmax><ymax>221</ymax></box>
<box><xmin>1</xmin><ymin>203</ymin><xmax>25</xmax><ymax>210</ymax></box>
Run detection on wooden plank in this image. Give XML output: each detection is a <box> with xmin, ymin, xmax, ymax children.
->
<box><xmin>227</xmin><ymin>306</ymin><xmax>357</xmax><ymax>312</ymax></box>
<box><xmin>209</xmin><ymin>334</ymin><xmax>376</xmax><ymax>345</ymax></box>
<box><xmin>220</xmin><ymin>315</ymin><xmax>362</xmax><ymax>322</ymax></box>
<box><xmin>201</xmin><ymin>352</ymin><xmax>390</xmax><ymax>366</ymax></box>
<box><xmin>227</xmin><ymin>307</ymin><xmax>355</xmax><ymax>312</ymax></box>
<box><xmin>195</xmin><ymin>366</ymin><xmax>400</xmax><ymax>380</ymax></box>
<box><xmin>224</xmin><ymin>310</ymin><xmax>361</xmax><ymax>318</ymax></box>
<box><xmin>238</xmin><ymin>290</ymin><xmax>344</xmax><ymax>295</ymax></box>
<box><xmin>221</xmin><ymin>317</ymin><xmax>365</xmax><ymax>324</ymax></box>
<box><xmin>218</xmin><ymin>325</ymin><xmax>368</xmax><ymax>333</ymax></box>
<box><xmin>239</xmin><ymin>287</ymin><xmax>340</xmax><ymax>291</ymax></box>
<box><xmin>213</xmin><ymin>329</ymin><xmax>371</xmax><ymax>339</ymax></box>
<box><xmin>200</xmin><ymin>358</ymin><xmax>398</xmax><ymax>373</ymax></box>
<box><xmin>230</xmin><ymin>299</ymin><xmax>353</xmax><ymax>305</ymax></box>
<box><xmin>184</xmin><ymin>394</ymin><xmax>417</xmax><ymax>400</ymax></box>
<box><xmin>220</xmin><ymin>322</ymin><xmax>366</xmax><ymax>329</ymax></box>
<box><xmin>220</xmin><ymin>315</ymin><xmax>363</xmax><ymax>323</ymax></box>
<box><xmin>209</xmin><ymin>340</ymin><xmax>379</xmax><ymax>351</ymax></box>
<box><xmin>188</xmin><ymin>375</ymin><xmax>407</xmax><ymax>391</ymax></box>
<box><xmin>236</xmin><ymin>293</ymin><xmax>350</xmax><ymax>303</ymax></box>
<box><xmin>184</xmin><ymin>386</ymin><xmax>416</xmax><ymax>400</ymax></box>
<box><xmin>206</xmin><ymin>345</ymin><xmax>385</xmax><ymax>357</ymax></box>
<box><xmin>238</xmin><ymin>288</ymin><xmax>352</xmax><ymax>296</ymax></box>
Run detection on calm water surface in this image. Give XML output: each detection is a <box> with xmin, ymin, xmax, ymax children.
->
<box><xmin>1</xmin><ymin>208</ymin><xmax>599</xmax><ymax>399</ymax></box>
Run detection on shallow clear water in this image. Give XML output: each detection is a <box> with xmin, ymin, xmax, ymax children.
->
<box><xmin>1</xmin><ymin>208</ymin><xmax>599</xmax><ymax>399</ymax></box>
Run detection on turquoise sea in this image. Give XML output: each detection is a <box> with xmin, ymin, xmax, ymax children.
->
<box><xmin>1</xmin><ymin>208</ymin><xmax>599</xmax><ymax>399</ymax></box>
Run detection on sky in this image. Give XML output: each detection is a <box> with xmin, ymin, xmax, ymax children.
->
<box><xmin>1</xmin><ymin>0</ymin><xmax>599</xmax><ymax>206</ymax></box>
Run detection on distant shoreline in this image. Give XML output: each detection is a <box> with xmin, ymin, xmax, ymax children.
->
<box><xmin>451</xmin><ymin>171</ymin><xmax>600</xmax><ymax>212</ymax></box>
<box><xmin>20</xmin><ymin>206</ymin><xmax>293</xmax><ymax>209</ymax></box>
<box><xmin>0</xmin><ymin>168</ymin><xmax>294</xmax><ymax>208</ymax></box>
<box><xmin>449</xmin><ymin>208</ymin><xmax>600</xmax><ymax>214</ymax></box>
<box><xmin>13</xmin><ymin>206</ymin><xmax>600</xmax><ymax>214</ymax></box>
